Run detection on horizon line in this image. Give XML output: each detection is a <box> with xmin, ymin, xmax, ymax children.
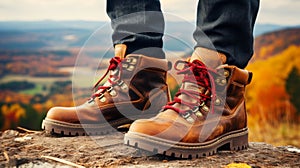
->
<box><xmin>0</xmin><ymin>20</ymin><xmax>297</xmax><ymax>26</ymax></box>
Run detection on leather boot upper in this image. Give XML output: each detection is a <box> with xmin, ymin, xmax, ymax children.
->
<box><xmin>128</xmin><ymin>59</ymin><xmax>252</xmax><ymax>143</ymax></box>
<box><xmin>45</xmin><ymin>46</ymin><xmax>170</xmax><ymax>126</ymax></box>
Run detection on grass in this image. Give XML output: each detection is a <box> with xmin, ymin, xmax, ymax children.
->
<box><xmin>248</xmin><ymin>114</ymin><xmax>300</xmax><ymax>147</ymax></box>
<box><xmin>20</xmin><ymin>83</ymin><xmax>45</xmax><ymax>95</ymax></box>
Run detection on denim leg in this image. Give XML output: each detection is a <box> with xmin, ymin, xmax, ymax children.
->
<box><xmin>107</xmin><ymin>0</ymin><xmax>165</xmax><ymax>58</ymax></box>
<box><xmin>193</xmin><ymin>0</ymin><xmax>260</xmax><ymax>68</ymax></box>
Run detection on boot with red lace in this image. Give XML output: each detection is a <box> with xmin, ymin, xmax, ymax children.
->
<box><xmin>125</xmin><ymin>47</ymin><xmax>253</xmax><ymax>158</ymax></box>
<box><xmin>42</xmin><ymin>44</ymin><xmax>170</xmax><ymax>136</ymax></box>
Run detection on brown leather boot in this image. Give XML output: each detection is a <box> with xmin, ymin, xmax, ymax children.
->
<box><xmin>42</xmin><ymin>44</ymin><xmax>170</xmax><ymax>136</ymax></box>
<box><xmin>124</xmin><ymin>50</ymin><xmax>252</xmax><ymax>158</ymax></box>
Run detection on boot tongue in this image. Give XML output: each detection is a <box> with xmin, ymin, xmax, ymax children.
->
<box><xmin>190</xmin><ymin>47</ymin><xmax>226</xmax><ymax>69</ymax></box>
<box><xmin>114</xmin><ymin>44</ymin><xmax>127</xmax><ymax>59</ymax></box>
<box><xmin>112</xmin><ymin>44</ymin><xmax>127</xmax><ymax>82</ymax></box>
<box><xmin>173</xmin><ymin>82</ymin><xmax>207</xmax><ymax>111</ymax></box>
<box><xmin>172</xmin><ymin>60</ymin><xmax>211</xmax><ymax>112</ymax></box>
<box><xmin>182</xmin><ymin>82</ymin><xmax>206</xmax><ymax>95</ymax></box>
<box><xmin>100</xmin><ymin>43</ymin><xmax>127</xmax><ymax>91</ymax></box>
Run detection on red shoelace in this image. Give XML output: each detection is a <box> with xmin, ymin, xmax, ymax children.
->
<box><xmin>163</xmin><ymin>60</ymin><xmax>218</xmax><ymax>115</ymax></box>
<box><xmin>91</xmin><ymin>57</ymin><xmax>123</xmax><ymax>99</ymax></box>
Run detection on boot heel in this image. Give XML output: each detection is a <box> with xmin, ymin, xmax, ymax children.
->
<box><xmin>217</xmin><ymin>129</ymin><xmax>248</xmax><ymax>151</ymax></box>
<box><xmin>230</xmin><ymin>131</ymin><xmax>248</xmax><ymax>151</ymax></box>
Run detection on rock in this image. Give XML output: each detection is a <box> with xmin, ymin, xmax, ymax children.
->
<box><xmin>284</xmin><ymin>146</ymin><xmax>300</xmax><ymax>153</ymax></box>
<box><xmin>18</xmin><ymin>161</ymin><xmax>71</xmax><ymax>168</ymax></box>
<box><xmin>0</xmin><ymin>130</ymin><xmax>300</xmax><ymax>167</ymax></box>
<box><xmin>1</xmin><ymin>130</ymin><xmax>19</xmax><ymax>139</ymax></box>
<box><xmin>14</xmin><ymin>136</ymin><xmax>33</xmax><ymax>142</ymax></box>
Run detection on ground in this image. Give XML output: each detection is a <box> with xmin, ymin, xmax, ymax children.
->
<box><xmin>0</xmin><ymin>129</ymin><xmax>300</xmax><ymax>168</ymax></box>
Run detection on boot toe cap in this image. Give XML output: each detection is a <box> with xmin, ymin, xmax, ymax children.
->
<box><xmin>128</xmin><ymin>117</ymin><xmax>188</xmax><ymax>142</ymax></box>
<box><xmin>45</xmin><ymin>107</ymin><xmax>78</xmax><ymax>123</ymax></box>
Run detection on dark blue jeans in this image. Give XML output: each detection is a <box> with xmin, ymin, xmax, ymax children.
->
<box><xmin>107</xmin><ymin>0</ymin><xmax>259</xmax><ymax>68</ymax></box>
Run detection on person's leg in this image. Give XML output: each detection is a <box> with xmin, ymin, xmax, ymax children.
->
<box><xmin>193</xmin><ymin>0</ymin><xmax>260</xmax><ymax>68</ymax></box>
<box><xmin>42</xmin><ymin>0</ymin><xmax>170</xmax><ymax>136</ymax></box>
<box><xmin>107</xmin><ymin>0</ymin><xmax>165</xmax><ymax>58</ymax></box>
<box><xmin>125</xmin><ymin>0</ymin><xmax>260</xmax><ymax>158</ymax></box>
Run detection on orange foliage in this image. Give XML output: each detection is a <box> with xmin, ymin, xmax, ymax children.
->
<box><xmin>248</xmin><ymin>85</ymin><xmax>296</xmax><ymax>124</ymax></box>
<box><xmin>32</xmin><ymin>103</ymin><xmax>45</xmax><ymax>113</ymax></box>
<box><xmin>0</xmin><ymin>90</ymin><xmax>32</xmax><ymax>104</ymax></box>
<box><xmin>247</xmin><ymin>45</ymin><xmax>300</xmax><ymax>124</ymax></box>
<box><xmin>1</xmin><ymin>104</ymin><xmax>25</xmax><ymax>130</ymax></box>
<box><xmin>48</xmin><ymin>94</ymin><xmax>74</xmax><ymax>107</ymax></box>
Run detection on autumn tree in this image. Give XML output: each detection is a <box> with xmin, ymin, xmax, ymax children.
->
<box><xmin>1</xmin><ymin>103</ymin><xmax>25</xmax><ymax>130</ymax></box>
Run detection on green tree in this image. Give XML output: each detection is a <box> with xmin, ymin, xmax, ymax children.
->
<box><xmin>286</xmin><ymin>67</ymin><xmax>300</xmax><ymax>115</ymax></box>
<box><xmin>0</xmin><ymin>81</ymin><xmax>35</xmax><ymax>91</ymax></box>
<box><xmin>19</xmin><ymin>104</ymin><xmax>46</xmax><ymax>130</ymax></box>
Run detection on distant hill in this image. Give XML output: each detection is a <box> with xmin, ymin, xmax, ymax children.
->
<box><xmin>0</xmin><ymin>21</ymin><xmax>115</xmax><ymax>51</ymax></box>
<box><xmin>0</xmin><ymin>29</ymin><xmax>94</xmax><ymax>50</ymax></box>
<box><xmin>253</xmin><ymin>24</ymin><xmax>285</xmax><ymax>37</ymax></box>
<box><xmin>252</xmin><ymin>28</ymin><xmax>300</xmax><ymax>62</ymax></box>
<box><xmin>0</xmin><ymin>21</ymin><xmax>285</xmax><ymax>35</ymax></box>
<box><xmin>0</xmin><ymin>21</ymin><xmax>293</xmax><ymax>51</ymax></box>
<box><xmin>0</xmin><ymin>21</ymin><xmax>105</xmax><ymax>31</ymax></box>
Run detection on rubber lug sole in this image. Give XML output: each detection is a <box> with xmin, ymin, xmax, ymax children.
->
<box><xmin>124</xmin><ymin>128</ymin><xmax>248</xmax><ymax>159</ymax></box>
<box><xmin>41</xmin><ymin>118</ymin><xmax>134</xmax><ymax>136</ymax></box>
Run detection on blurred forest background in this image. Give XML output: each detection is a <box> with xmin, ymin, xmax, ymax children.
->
<box><xmin>0</xmin><ymin>21</ymin><xmax>299</xmax><ymax>147</ymax></box>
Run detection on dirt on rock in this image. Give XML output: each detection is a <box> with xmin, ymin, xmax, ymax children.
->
<box><xmin>0</xmin><ymin>129</ymin><xmax>300</xmax><ymax>168</ymax></box>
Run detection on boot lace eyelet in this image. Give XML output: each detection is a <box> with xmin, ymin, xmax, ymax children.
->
<box><xmin>181</xmin><ymin>112</ymin><xmax>195</xmax><ymax>123</ymax></box>
<box><xmin>98</xmin><ymin>94</ymin><xmax>107</xmax><ymax>103</ymax></box>
<box><xmin>121</xmin><ymin>84</ymin><xmax>129</xmax><ymax>92</ymax></box>
<box><xmin>191</xmin><ymin>106</ymin><xmax>203</xmax><ymax>118</ymax></box>
<box><xmin>216</xmin><ymin>77</ymin><xmax>227</xmax><ymax>86</ymax></box>
<box><xmin>215</xmin><ymin>98</ymin><xmax>221</xmax><ymax>106</ymax></box>
<box><xmin>100</xmin><ymin>96</ymin><xmax>107</xmax><ymax>103</ymax></box>
<box><xmin>118</xmin><ymin>80</ymin><xmax>129</xmax><ymax>92</ymax></box>
<box><xmin>88</xmin><ymin>98</ymin><xmax>94</xmax><ymax>104</ymax></box>
<box><xmin>201</xmin><ymin>105</ymin><xmax>210</xmax><ymax>112</ymax></box>
<box><xmin>106</xmin><ymin>86</ymin><xmax>118</xmax><ymax>97</ymax></box>
<box><xmin>109</xmin><ymin>89</ymin><xmax>117</xmax><ymax>97</ymax></box>
<box><xmin>224</xmin><ymin>70</ymin><xmax>230</xmax><ymax>77</ymax></box>
<box><xmin>126</xmin><ymin>57</ymin><xmax>137</xmax><ymax>65</ymax></box>
<box><xmin>127</xmin><ymin>65</ymin><xmax>135</xmax><ymax>71</ymax></box>
<box><xmin>107</xmin><ymin>87</ymin><xmax>113</xmax><ymax>92</ymax></box>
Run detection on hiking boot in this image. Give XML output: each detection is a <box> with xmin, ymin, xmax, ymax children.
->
<box><xmin>42</xmin><ymin>44</ymin><xmax>170</xmax><ymax>136</ymax></box>
<box><xmin>124</xmin><ymin>48</ymin><xmax>252</xmax><ymax>158</ymax></box>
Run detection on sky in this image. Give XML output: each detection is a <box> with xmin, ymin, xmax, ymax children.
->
<box><xmin>0</xmin><ymin>0</ymin><xmax>299</xmax><ymax>25</ymax></box>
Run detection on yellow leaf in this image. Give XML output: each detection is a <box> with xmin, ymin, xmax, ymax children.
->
<box><xmin>225</xmin><ymin>163</ymin><xmax>251</xmax><ymax>168</ymax></box>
